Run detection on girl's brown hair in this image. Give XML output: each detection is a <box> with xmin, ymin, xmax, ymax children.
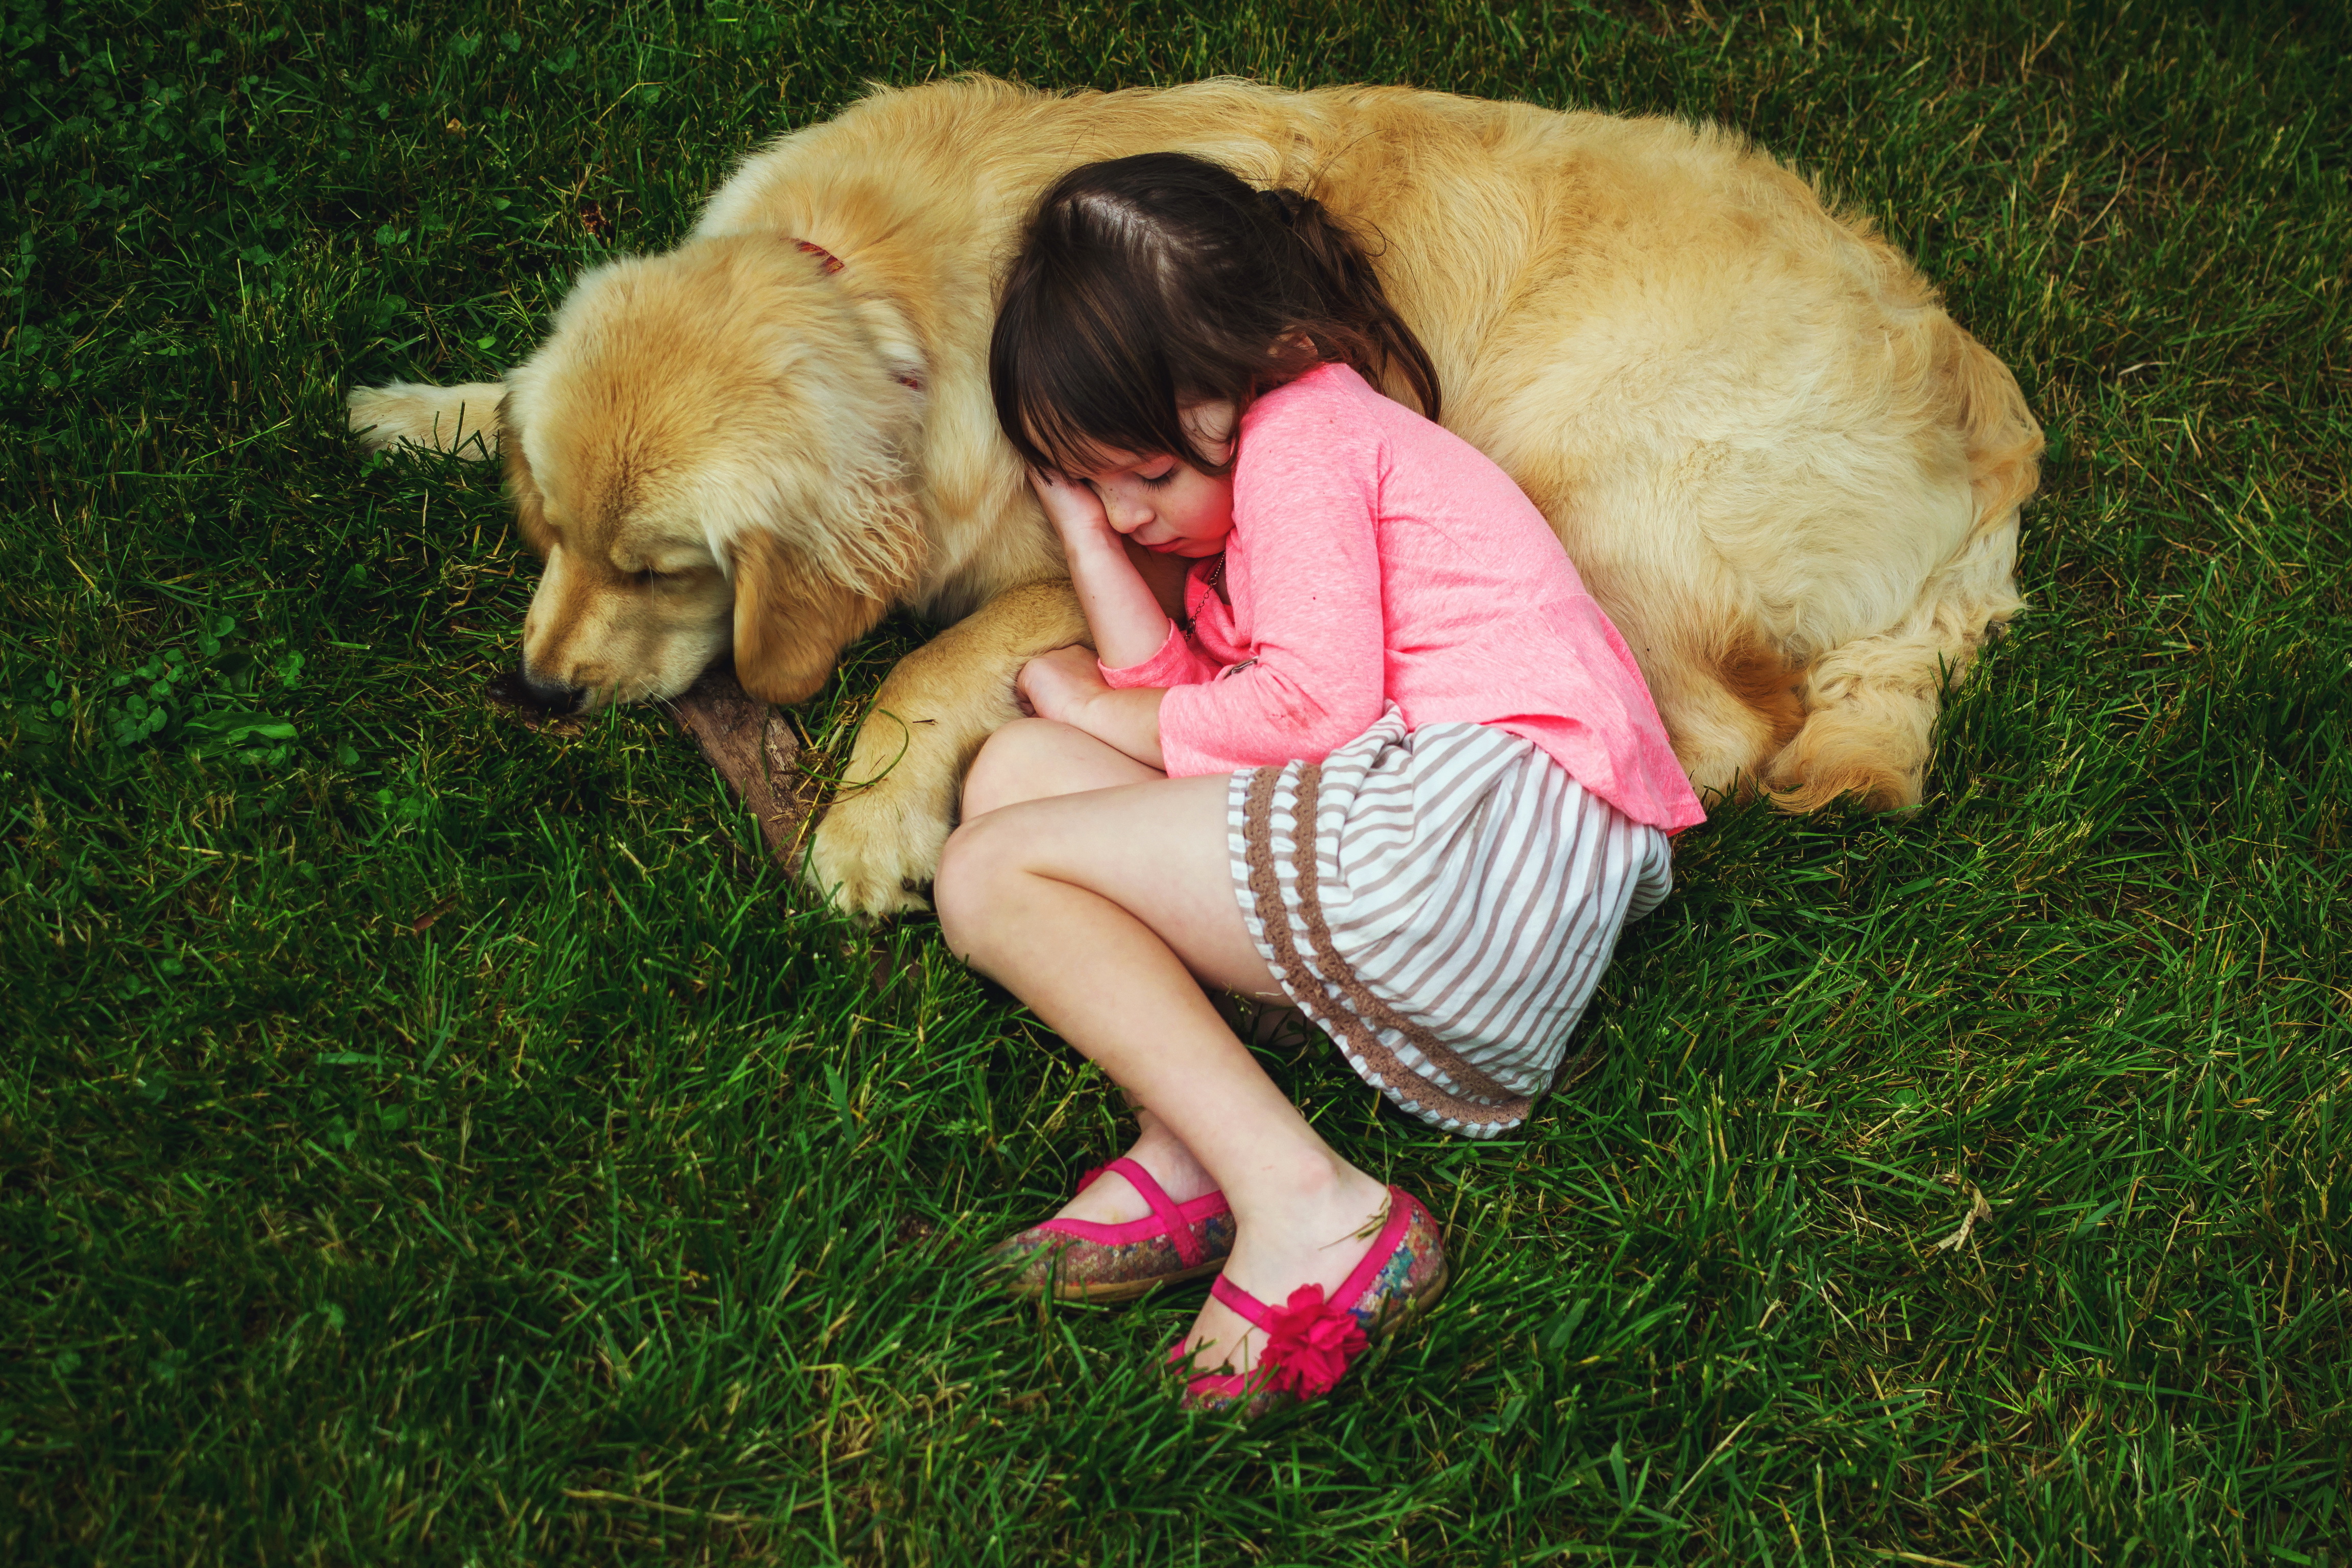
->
<box><xmin>990</xmin><ymin>152</ymin><xmax>1441</xmax><ymax>476</ymax></box>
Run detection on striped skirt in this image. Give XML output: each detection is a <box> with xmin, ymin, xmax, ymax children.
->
<box><xmin>1228</xmin><ymin>708</ymin><xmax>1673</xmax><ymax>1138</ymax></box>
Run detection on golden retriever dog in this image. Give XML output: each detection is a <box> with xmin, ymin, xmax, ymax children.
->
<box><xmin>350</xmin><ymin>76</ymin><xmax>2040</xmax><ymax>918</ymax></box>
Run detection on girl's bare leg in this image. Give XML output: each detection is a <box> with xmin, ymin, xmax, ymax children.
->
<box><xmin>937</xmin><ymin>728</ymin><xmax>1392</xmax><ymax>1377</ymax></box>
<box><xmin>961</xmin><ymin>718</ymin><xmax>1220</xmax><ymax>1224</ymax></box>
<box><xmin>959</xmin><ymin>716</ymin><xmax>1164</xmax><ymax>817</ymax></box>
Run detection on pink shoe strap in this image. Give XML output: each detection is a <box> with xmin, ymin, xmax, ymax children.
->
<box><xmin>1329</xmin><ymin>1187</ymin><xmax>1417</xmax><ymax>1316</ymax></box>
<box><xmin>1208</xmin><ymin>1187</ymin><xmax>1418</xmax><ymax>1326</ymax></box>
<box><xmin>1085</xmin><ymin>1157</ymin><xmax>1206</xmax><ymax>1267</ymax></box>
<box><xmin>1209</xmin><ymin>1271</ymin><xmax>1278</xmax><ymax>1329</ymax></box>
<box><xmin>1207</xmin><ymin>1269</ymin><xmax>1374</xmax><ymax>1403</ymax></box>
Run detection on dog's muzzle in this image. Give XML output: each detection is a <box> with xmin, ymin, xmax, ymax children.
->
<box><xmin>487</xmin><ymin>662</ymin><xmax>586</xmax><ymax>718</ymax></box>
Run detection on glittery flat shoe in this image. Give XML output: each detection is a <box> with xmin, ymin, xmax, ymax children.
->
<box><xmin>1175</xmin><ymin>1186</ymin><xmax>1448</xmax><ymax>1418</ymax></box>
<box><xmin>987</xmin><ymin>1156</ymin><xmax>1234</xmax><ymax>1303</ymax></box>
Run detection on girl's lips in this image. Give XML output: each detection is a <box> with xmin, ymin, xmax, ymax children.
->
<box><xmin>1138</xmin><ymin>531</ymin><xmax>1225</xmax><ymax>556</ymax></box>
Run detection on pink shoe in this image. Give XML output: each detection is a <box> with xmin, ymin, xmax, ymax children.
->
<box><xmin>1177</xmin><ymin>1187</ymin><xmax>1449</xmax><ymax>1417</ymax></box>
<box><xmin>986</xmin><ymin>1157</ymin><xmax>1234</xmax><ymax>1303</ymax></box>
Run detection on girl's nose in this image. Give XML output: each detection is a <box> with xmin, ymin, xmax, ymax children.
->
<box><xmin>1106</xmin><ymin>493</ymin><xmax>1153</xmax><ymax>533</ymax></box>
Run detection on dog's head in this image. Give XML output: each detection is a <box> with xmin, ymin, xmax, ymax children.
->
<box><xmin>499</xmin><ymin>232</ymin><xmax>925</xmax><ymax>713</ymax></box>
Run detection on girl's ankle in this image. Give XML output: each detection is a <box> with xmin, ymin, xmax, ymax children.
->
<box><xmin>1123</xmin><ymin>1125</ymin><xmax>1218</xmax><ymax>1203</ymax></box>
<box><xmin>1225</xmin><ymin>1153</ymin><xmax>1386</xmax><ymax>1232</ymax></box>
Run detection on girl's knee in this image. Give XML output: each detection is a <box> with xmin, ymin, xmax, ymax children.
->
<box><xmin>962</xmin><ymin>717</ymin><xmax>1080</xmax><ymax>820</ymax></box>
<box><xmin>934</xmin><ymin>811</ymin><xmax>1018</xmax><ymax>960</ymax></box>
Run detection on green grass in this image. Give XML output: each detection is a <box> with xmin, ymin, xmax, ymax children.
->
<box><xmin>3</xmin><ymin>0</ymin><xmax>2347</xmax><ymax>1562</ymax></box>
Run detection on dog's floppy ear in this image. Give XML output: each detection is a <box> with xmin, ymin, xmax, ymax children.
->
<box><xmin>500</xmin><ymin>399</ymin><xmax>558</xmax><ymax>559</ymax></box>
<box><xmin>731</xmin><ymin>528</ymin><xmax>894</xmax><ymax>705</ymax></box>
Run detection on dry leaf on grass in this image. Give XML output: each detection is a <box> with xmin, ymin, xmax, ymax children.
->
<box><xmin>1932</xmin><ymin>1185</ymin><xmax>1994</xmax><ymax>1253</ymax></box>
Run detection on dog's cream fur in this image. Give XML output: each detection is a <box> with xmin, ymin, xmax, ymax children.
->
<box><xmin>350</xmin><ymin>77</ymin><xmax>2040</xmax><ymax>917</ymax></box>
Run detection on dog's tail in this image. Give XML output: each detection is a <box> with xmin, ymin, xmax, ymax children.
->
<box><xmin>347</xmin><ymin>380</ymin><xmax>505</xmax><ymax>459</ymax></box>
<box><xmin>1764</xmin><ymin>322</ymin><xmax>2043</xmax><ymax>810</ymax></box>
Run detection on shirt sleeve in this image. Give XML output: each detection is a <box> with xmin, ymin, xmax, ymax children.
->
<box><xmin>1097</xmin><ymin>621</ymin><xmax>1222</xmax><ymax>690</ymax></box>
<box><xmin>1155</xmin><ymin>411</ymin><xmax>1389</xmax><ymax>775</ymax></box>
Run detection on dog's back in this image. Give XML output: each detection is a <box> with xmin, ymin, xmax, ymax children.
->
<box><xmin>696</xmin><ymin>77</ymin><xmax>2040</xmax><ymax>806</ymax></box>
<box><xmin>353</xmin><ymin>75</ymin><xmax>2038</xmax><ymax>817</ymax></box>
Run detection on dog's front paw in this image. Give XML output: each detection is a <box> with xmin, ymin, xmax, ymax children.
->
<box><xmin>802</xmin><ymin>790</ymin><xmax>949</xmax><ymax>920</ymax></box>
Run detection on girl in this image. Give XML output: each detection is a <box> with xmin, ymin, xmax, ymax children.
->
<box><xmin>935</xmin><ymin>153</ymin><xmax>1705</xmax><ymax>1415</ymax></box>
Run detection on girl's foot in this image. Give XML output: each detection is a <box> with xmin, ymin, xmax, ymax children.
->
<box><xmin>985</xmin><ymin>1118</ymin><xmax>1232</xmax><ymax>1302</ymax></box>
<box><xmin>1049</xmin><ymin>1112</ymin><xmax>1216</xmax><ymax>1226</ymax></box>
<box><xmin>1174</xmin><ymin>1164</ymin><xmax>1445</xmax><ymax>1413</ymax></box>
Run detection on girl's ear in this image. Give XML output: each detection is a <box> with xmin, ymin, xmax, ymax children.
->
<box><xmin>729</xmin><ymin>529</ymin><xmax>894</xmax><ymax>706</ymax></box>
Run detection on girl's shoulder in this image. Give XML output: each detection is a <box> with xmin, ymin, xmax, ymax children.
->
<box><xmin>1242</xmin><ymin>360</ymin><xmax>1484</xmax><ymax>482</ymax></box>
<box><xmin>1240</xmin><ymin>361</ymin><xmax>1541</xmax><ymax>530</ymax></box>
<box><xmin>1237</xmin><ymin>362</ymin><xmax>1399</xmax><ymax>470</ymax></box>
<box><xmin>1244</xmin><ymin>360</ymin><xmax>1385</xmax><ymax>427</ymax></box>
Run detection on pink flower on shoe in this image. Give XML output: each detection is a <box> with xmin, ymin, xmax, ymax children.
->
<box><xmin>1258</xmin><ymin>1284</ymin><xmax>1369</xmax><ymax>1398</ymax></box>
<box><xmin>1180</xmin><ymin>1187</ymin><xmax>1448</xmax><ymax>1418</ymax></box>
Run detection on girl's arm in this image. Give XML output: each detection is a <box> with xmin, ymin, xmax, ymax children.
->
<box><xmin>1015</xmin><ymin>646</ymin><xmax>1167</xmax><ymax>769</ymax></box>
<box><xmin>1019</xmin><ymin>471</ymin><xmax>1211</xmax><ymax>771</ymax></box>
<box><xmin>1030</xmin><ymin>470</ymin><xmax>1173</xmax><ymax>669</ymax></box>
<box><xmin>1153</xmin><ymin>433</ymin><xmax>1388</xmax><ymax>773</ymax></box>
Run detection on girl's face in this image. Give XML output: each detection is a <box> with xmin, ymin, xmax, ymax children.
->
<box><xmin>1067</xmin><ymin>403</ymin><xmax>1237</xmax><ymax>558</ymax></box>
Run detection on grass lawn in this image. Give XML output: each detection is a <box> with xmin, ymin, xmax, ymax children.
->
<box><xmin>4</xmin><ymin>0</ymin><xmax>2347</xmax><ymax>1562</ymax></box>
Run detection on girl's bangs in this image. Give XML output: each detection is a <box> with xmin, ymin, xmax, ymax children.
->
<box><xmin>997</xmin><ymin>267</ymin><xmax>1213</xmax><ymax>476</ymax></box>
<box><xmin>1008</xmin><ymin>366</ymin><xmax>1138</xmax><ymax>477</ymax></box>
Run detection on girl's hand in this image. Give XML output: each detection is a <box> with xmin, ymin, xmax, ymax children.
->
<box><xmin>1027</xmin><ymin>467</ymin><xmax>1174</xmax><ymax>674</ymax></box>
<box><xmin>1028</xmin><ymin>468</ymin><xmax>1118</xmax><ymax>551</ymax></box>
<box><xmin>1016</xmin><ymin>644</ymin><xmax>1110</xmax><ymax>726</ymax></box>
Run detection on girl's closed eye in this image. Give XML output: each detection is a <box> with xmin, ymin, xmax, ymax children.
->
<box><xmin>1137</xmin><ymin>464</ymin><xmax>1179</xmax><ymax>489</ymax></box>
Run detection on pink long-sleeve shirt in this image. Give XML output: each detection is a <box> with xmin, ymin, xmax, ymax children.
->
<box><xmin>1098</xmin><ymin>362</ymin><xmax>1705</xmax><ymax>836</ymax></box>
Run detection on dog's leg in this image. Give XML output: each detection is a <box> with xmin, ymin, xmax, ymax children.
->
<box><xmin>347</xmin><ymin>381</ymin><xmax>504</xmax><ymax>458</ymax></box>
<box><xmin>1634</xmin><ymin>624</ymin><xmax>1806</xmax><ymax>807</ymax></box>
<box><xmin>1765</xmin><ymin>325</ymin><xmax>2039</xmax><ymax>810</ymax></box>
<box><xmin>1765</xmin><ymin>511</ymin><xmax>2025</xmax><ymax>810</ymax></box>
<box><xmin>804</xmin><ymin>579</ymin><xmax>1090</xmax><ymax>918</ymax></box>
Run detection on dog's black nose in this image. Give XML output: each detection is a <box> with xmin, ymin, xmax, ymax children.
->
<box><xmin>487</xmin><ymin>663</ymin><xmax>584</xmax><ymax>717</ymax></box>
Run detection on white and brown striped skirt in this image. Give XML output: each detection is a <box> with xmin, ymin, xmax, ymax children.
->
<box><xmin>1228</xmin><ymin>708</ymin><xmax>1673</xmax><ymax>1139</ymax></box>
